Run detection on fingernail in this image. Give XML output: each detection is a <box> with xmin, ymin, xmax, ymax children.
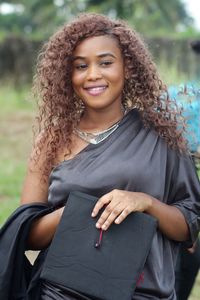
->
<box><xmin>102</xmin><ymin>224</ymin><xmax>107</xmax><ymax>230</ymax></box>
<box><xmin>96</xmin><ymin>223</ymin><xmax>100</xmax><ymax>228</ymax></box>
<box><xmin>91</xmin><ymin>212</ymin><xmax>95</xmax><ymax>217</ymax></box>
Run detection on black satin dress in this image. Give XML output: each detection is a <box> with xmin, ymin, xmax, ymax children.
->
<box><xmin>41</xmin><ymin>281</ymin><xmax>92</xmax><ymax>300</ymax></box>
<box><xmin>40</xmin><ymin>109</ymin><xmax>200</xmax><ymax>300</ymax></box>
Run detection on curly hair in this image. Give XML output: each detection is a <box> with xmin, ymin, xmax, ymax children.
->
<box><xmin>32</xmin><ymin>13</ymin><xmax>187</xmax><ymax>177</ymax></box>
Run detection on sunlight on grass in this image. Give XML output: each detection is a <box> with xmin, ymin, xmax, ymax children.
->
<box><xmin>0</xmin><ymin>83</ymin><xmax>34</xmax><ymax>114</ymax></box>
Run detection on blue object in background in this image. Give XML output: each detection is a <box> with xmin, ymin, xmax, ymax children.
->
<box><xmin>168</xmin><ymin>83</ymin><xmax>200</xmax><ymax>152</ymax></box>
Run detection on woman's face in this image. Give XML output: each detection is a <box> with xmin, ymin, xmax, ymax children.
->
<box><xmin>71</xmin><ymin>35</ymin><xmax>125</xmax><ymax>112</ymax></box>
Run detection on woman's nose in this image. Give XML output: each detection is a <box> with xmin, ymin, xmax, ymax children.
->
<box><xmin>86</xmin><ymin>65</ymin><xmax>102</xmax><ymax>81</ymax></box>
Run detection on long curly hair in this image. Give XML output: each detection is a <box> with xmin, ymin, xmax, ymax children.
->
<box><xmin>32</xmin><ymin>13</ymin><xmax>187</xmax><ymax>177</ymax></box>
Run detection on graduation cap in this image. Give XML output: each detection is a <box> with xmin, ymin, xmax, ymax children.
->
<box><xmin>41</xmin><ymin>191</ymin><xmax>157</xmax><ymax>300</ymax></box>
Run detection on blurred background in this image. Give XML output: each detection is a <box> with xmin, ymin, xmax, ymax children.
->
<box><xmin>0</xmin><ymin>1</ymin><xmax>199</xmax><ymax>298</ymax></box>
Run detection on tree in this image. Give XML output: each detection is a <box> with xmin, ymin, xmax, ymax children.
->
<box><xmin>86</xmin><ymin>0</ymin><xmax>194</xmax><ymax>35</ymax></box>
<box><xmin>0</xmin><ymin>0</ymin><xmax>196</xmax><ymax>39</ymax></box>
<box><xmin>0</xmin><ymin>0</ymin><xmax>84</xmax><ymax>39</ymax></box>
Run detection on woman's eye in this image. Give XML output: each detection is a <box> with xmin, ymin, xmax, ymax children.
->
<box><xmin>75</xmin><ymin>63</ymin><xmax>87</xmax><ymax>70</ymax></box>
<box><xmin>100</xmin><ymin>61</ymin><xmax>113</xmax><ymax>66</ymax></box>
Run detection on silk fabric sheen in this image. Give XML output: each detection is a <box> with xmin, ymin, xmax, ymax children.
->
<box><xmin>42</xmin><ymin>109</ymin><xmax>200</xmax><ymax>299</ymax></box>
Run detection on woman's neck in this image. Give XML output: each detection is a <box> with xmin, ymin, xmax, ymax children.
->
<box><xmin>79</xmin><ymin>107</ymin><xmax>125</xmax><ymax>132</ymax></box>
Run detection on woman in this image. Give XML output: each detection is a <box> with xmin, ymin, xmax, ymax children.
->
<box><xmin>20</xmin><ymin>13</ymin><xmax>200</xmax><ymax>299</ymax></box>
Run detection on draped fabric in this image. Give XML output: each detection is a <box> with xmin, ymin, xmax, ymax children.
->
<box><xmin>41</xmin><ymin>281</ymin><xmax>93</xmax><ymax>300</ymax></box>
<box><xmin>0</xmin><ymin>204</ymin><xmax>53</xmax><ymax>300</ymax></box>
<box><xmin>42</xmin><ymin>109</ymin><xmax>200</xmax><ymax>300</ymax></box>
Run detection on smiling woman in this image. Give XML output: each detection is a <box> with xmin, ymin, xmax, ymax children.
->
<box><xmin>0</xmin><ymin>12</ymin><xmax>200</xmax><ymax>300</ymax></box>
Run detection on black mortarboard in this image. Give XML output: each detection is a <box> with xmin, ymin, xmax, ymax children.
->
<box><xmin>41</xmin><ymin>191</ymin><xmax>157</xmax><ymax>300</ymax></box>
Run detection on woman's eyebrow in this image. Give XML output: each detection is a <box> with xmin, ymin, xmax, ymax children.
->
<box><xmin>73</xmin><ymin>53</ymin><xmax>116</xmax><ymax>61</ymax></box>
<box><xmin>98</xmin><ymin>53</ymin><xmax>116</xmax><ymax>58</ymax></box>
<box><xmin>73</xmin><ymin>56</ymin><xmax>85</xmax><ymax>61</ymax></box>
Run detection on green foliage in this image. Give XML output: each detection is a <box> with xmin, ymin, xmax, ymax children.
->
<box><xmin>87</xmin><ymin>0</ymin><xmax>194</xmax><ymax>35</ymax></box>
<box><xmin>0</xmin><ymin>0</ymin><xmax>199</xmax><ymax>39</ymax></box>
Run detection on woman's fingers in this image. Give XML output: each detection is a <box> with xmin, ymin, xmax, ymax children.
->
<box><xmin>91</xmin><ymin>192</ymin><xmax>113</xmax><ymax>217</ymax></box>
<box><xmin>114</xmin><ymin>207</ymin><xmax>131</xmax><ymax>224</ymax></box>
<box><xmin>96</xmin><ymin>202</ymin><xmax>121</xmax><ymax>230</ymax></box>
<box><xmin>92</xmin><ymin>190</ymin><xmax>133</xmax><ymax>230</ymax></box>
<box><xmin>91</xmin><ymin>190</ymin><xmax>151</xmax><ymax>230</ymax></box>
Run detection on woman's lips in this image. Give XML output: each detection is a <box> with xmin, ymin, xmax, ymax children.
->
<box><xmin>84</xmin><ymin>86</ymin><xmax>107</xmax><ymax>96</ymax></box>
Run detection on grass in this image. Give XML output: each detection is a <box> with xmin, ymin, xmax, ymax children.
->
<box><xmin>189</xmin><ymin>271</ymin><xmax>200</xmax><ymax>300</ymax></box>
<box><xmin>0</xmin><ymin>84</ymin><xmax>34</xmax><ymax>224</ymax></box>
<box><xmin>0</xmin><ymin>84</ymin><xmax>200</xmax><ymax>298</ymax></box>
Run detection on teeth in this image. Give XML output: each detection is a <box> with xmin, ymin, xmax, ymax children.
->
<box><xmin>87</xmin><ymin>86</ymin><xmax>106</xmax><ymax>92</ymax></box>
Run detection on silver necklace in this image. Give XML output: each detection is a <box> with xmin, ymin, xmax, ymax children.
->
<box><xmin>75</xmin><ymin>120</ymin><xmax>121</xmax><ymax>145</ymax></box>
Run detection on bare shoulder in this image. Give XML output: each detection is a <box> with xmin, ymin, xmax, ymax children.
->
<box><xmin>20</xmin><ymin>131</ymin><xmax>88</xmax><ymax>205</ymax></box>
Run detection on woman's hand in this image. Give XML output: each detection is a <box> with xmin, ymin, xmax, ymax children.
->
<box><xmin>91</xmin><ymin>189</ymin><xmax>153</xmax><ymax>230</ymax></box>
<box><xmin>92</xmin><ymin>189</ymin><xmax>189</xmax><ymax>241</ymax></box>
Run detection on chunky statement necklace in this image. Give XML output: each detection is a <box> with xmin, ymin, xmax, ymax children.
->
<box><xmin>75</xmin><ymin>121</ymin><xmax>120</xmax><ymax>144</ymax></box>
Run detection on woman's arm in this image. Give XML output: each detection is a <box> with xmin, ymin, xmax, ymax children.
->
<box><xmin>146</xmin><ymin>195</ymin><xmax>189</xmax><ymax>241</ymax></box>
<box><xmin>91</xmin><ymin>190</ymin><xmax>189</xmax><ymax>242</ymax></box>
<box><xmin>20</xmin><ymin>139</ymin><xmax>65</xmax><ymax>250</ymax></box>
<box><xmin>27</xmin><ymin>206</ymin><xmax>64</xmax><ymax>250</ymax></box>
<box><xmin>92</xmin><ymin>153</ymin><xmax>200</xmax><ymax>244</ymax></box>
<box><xmin>21</xmin><ymin>133</ymin><xmax>90</xmax><ymax>250</ymax></box>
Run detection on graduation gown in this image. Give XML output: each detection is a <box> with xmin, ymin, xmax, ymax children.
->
<box><xmin>0</xmin><ymin>203</ymin><xmax>53</xmax><ymax>300</ymax></box>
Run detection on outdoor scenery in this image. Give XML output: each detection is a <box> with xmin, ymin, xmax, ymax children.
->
<box><xmin>0</xmin><ymin>1</ymin><xmax>200</xmax><ymax>299</ymax></box>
